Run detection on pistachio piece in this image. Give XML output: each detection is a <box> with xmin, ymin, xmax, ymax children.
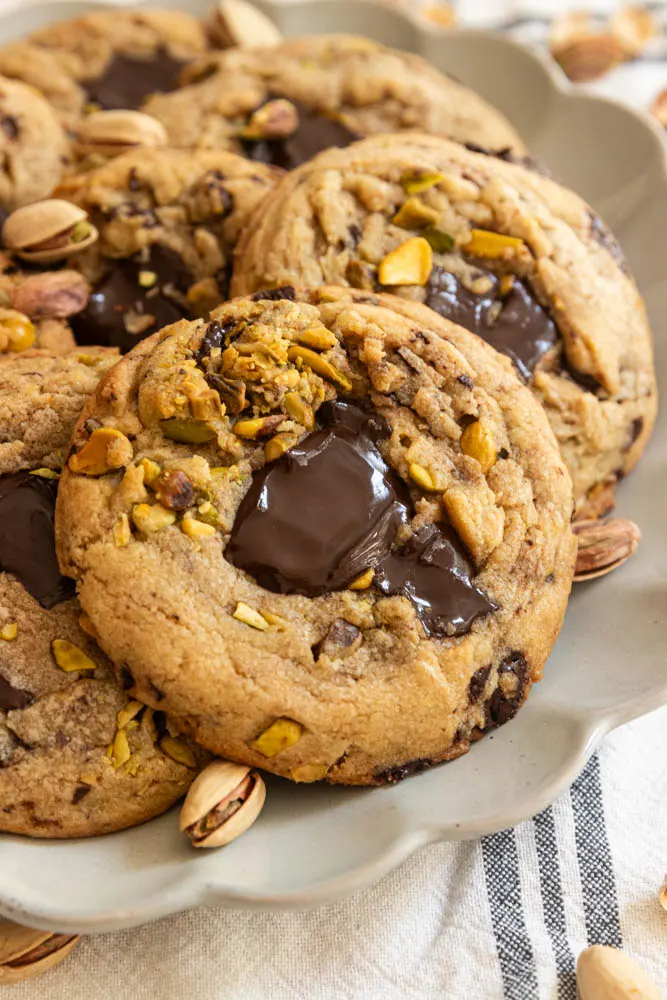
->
<box><xmin>78</xmin><ymin>612</ymin><xmax>98</xmax><ymax>638</ymax></box>
<box><xmin>0</xmin><ymin>623</ymin><xmax>17</xmax><ymax>641</ymax></box>
<box><xmin>0</xmin><ymin>310</ymin><xmax>35</xmax><ymax>353</ymax></box>
<box><xmin>408</xmin><ymin>462</ymin><xmax>441</xmax><ymax>492</ymax></box>
<box><xmin>576</xmin><ymin>945</ymin><xmax>662</xmax><ymax>1000</ymax></box>
<box><xmin>131</xmin><ymin>503</ymin><xmax>177</xmax><ymax>534</ymax></box>
<box><xmin>463</xmin><ymin>229</ymin><xmax>525</xmax><ymax>259</ymax></box>
<box><xmin>400</xmin><ymin>169</ymin><xmax>445</xmax><ymax>195</ymax></box>
<box><xmin>345</xmin><ymin>259</ymin><xmax>376</xmax><ymax>290</ymax></box>
<box><xmin>264</xmin><ymin>432</ymin><xmax>296</xmax><ymax>462</ymax></box>
<box><xmin>241</xmin><ymin>99</ymin><xmax>299</xmax><ymax>140</ymax></box>
<box><xmin>211</xmin><ymin>0</ymin><xmax>283</xmax><ymax>48</ymax></box>
<box><xmin>294</xmin><ymin>327</ymin><xmax>338</xmax><ymax>351</ymax></box>
<box><xmin>290</xmin><ymin>763</ymin><xmax>328</xmax><ymax>783</ymax></box>
<box><xmin>3</xmin><ymin>200</ymin><xmax>98</xmax><ymax>263</ymax></box>
<box><xmin>52</xmin><ymin>639</ymin><xmax>96</xmax><ymax>673</ymax></box>
<box><xmin>233</xmin><ymin>601</ymin><xmax>270</xmax><ymax>631</ymax></box>
<box><xmin>378</xmin><ymin>237</ymin><xmax>433</xmax><ymax>286</ymax></box>
<box><xmin>392</xmin><ymin>197</ymin><xmax>440</xmax><ymax>230</ymax></box>
<box><xmin>116</xmin><ymin>700</ymin><xmax>143</xmax><ymax>730</ymax></box>
<box><xmin>233</xmin><ymin>414</ymin><xmax>284</xmax><ymax>439</ymax></box>
<box><xmin>161</xmin><ymin>417</ymin><xmax>217</xmax><ymax>444</ymax></box>
<box><xmin>29</xmin><ymin>468</ymin><xmax>60</xmax><ymax>480</ymax></box>
<box><xmin>181</xmin><ymin>515</ymin><xmax>217</xmax><ymax>539</ymax></box>
<box><xmin>349</xmin><ymin>568</ymin><xmax>374</xmax><ymax>590</ymax></box>
<box><xmin>180</xmin><ymin>759</ymin><xmax>266</xmax><ymax>849</ymax></box>
<box><xmin>422</xmin><ymin>225</ymin><xmax>455</xmax><ymax>253</ymax></box>
<box><xmin>460</xmin><ymin>420</ymin><xmax>497</xmax><ymax>474</ymax></box>
<box><xmin>138</xmin><ymin>457</ymin><xmax>161</xmax><ymax>485</ymax></box>
<box><xmin>251</xmin><ymin>718</ymin><xmax>302</xmax><ymax>757</ymax></box>
<box><xmin>153</xmin><ymin>470</ymin><xmax>195</xmax><ymax>511</ymax></box>
<box><xmin>0</xmin><ymin>921</ymin><xmax>79</xmax><ymax>984</ymax></box>
<box><xmin>68</xmin><ymin>427</ymin><xmax>133</xmax><ymax>476</ymax></box>
<box><xmin>109</xmin><ymin>729</ymin><xmax>131</xmax><ymax>770</ymax></box>
<box><xmin>160</xmin><ymin>735</ymin><xmax>197</xmax><ymax>769</ymax></box>
<box><xmin>283</xmin><ymin>392</ymin><xmax>315</xmax><ymax>429</ymax></box>
<box><xmin>113</xmin><ymin>513</ymin><xmax>131</xmax><ymax>547</ymax></box>
<box><xmin>573</xmin><ymin>517</ymin><xmax>641</xmax><ymax>582</ymax></box>
<box><xmin>287</xmin><ymin>345</ymin><xmax>352</xmax><ymax>391</ymax></box>
<box><xmin>75</xmin><ymin>110</ymin><xmax>168</xmax><ymax>158</ymax></box>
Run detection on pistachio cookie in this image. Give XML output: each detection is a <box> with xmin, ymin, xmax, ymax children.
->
<box><xmin>0</xmin><ymin>9</ymin><xmax>208</xmax><ymax>126</ymax></box>
<box><xmin>143</xmin><ymin>34</ymin><xmax>526</xmax><ymax>168</ymax></box>
<box><xmin>0</xmin><ymin>354</ymin><xmax>207</xmax><ymax>839</ymax></box>
<box><xmin>56</xmin><ymin>287</ymin><xmax>576</xmax><ymax>786</ymax></box>
<box><xmin>0</xmin><ymin>76</ymin><xmax>70</xmax><ymax>210</ymax></box>
<box><xmin>52</xmin><ymin>148</ymin><xmax>279</xmax><ymax>352</ymax></box>
<box><xmin>232</xmin><ymin>134</ymin><xmax>657</xmax><ymax>516</ymax></box>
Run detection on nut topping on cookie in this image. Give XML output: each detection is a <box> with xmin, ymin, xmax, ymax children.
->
<box><xmin>75</xmin><ymin>110</ymin><xmax>168</xmax><ymax>158</ymax></box>
<box><xmin>3</xmin><ymin>201</ymin><xmax>98</xmax><ymax>263</ymax></box>
<box><xmin>573</xmin><ymin>517</ymin><xmax>641</xmax><ymax>581</ymax></box>
<box><xmin>180</xmin><ymin>759</ymin><xmax>266</xmax><ymax>849</ymax></box>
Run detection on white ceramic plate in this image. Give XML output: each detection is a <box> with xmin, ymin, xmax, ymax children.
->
<box><xmin>0</xmin><ymin>0</ymin><xmax>665</xmax><ymax>934</ymax></box>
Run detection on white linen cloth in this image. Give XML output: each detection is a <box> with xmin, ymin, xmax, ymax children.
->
<box><xmin>5</xmin><ymin>1</ymin><xmax>667</xmax><ymax>996</ymax></box>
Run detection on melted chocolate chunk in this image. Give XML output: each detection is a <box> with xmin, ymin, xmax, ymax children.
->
<box><xmin>72</xmin><ymin>785</ymin><xmax>91</xmax><ymax>805</ymax></box>
<box><xmin>0</xmin><ymin>673</ymin><xmax>33</xmax><ymax>711</ymax></box>
<box><xmin>226</xmin><ymin>401</ymin><xmax>410</xmax><ymax>595</ymax></box>
<box><xmin>468</xmin><ymin>664</ymin><xmax>492</xmax><ymax>703</ymax></box>
<box><xmin>251</xmin><ymin>285</ymin><xmax>296</xmax><ymax>303</ymax></box>
<box><xmin>0</xmin><ymin>115</ymin><xmax>19</xmax><ymax>140</ymax></box>
<box><xmin>486</xmin><ymin>652</ymin><xmax>528</xmax><ymax>726</ymax></box>
<box><xmin>242</xmin><ymin>100</ymin><xmax>359</xmax><ymax>170</ymax></box>
<box><xmin>375</xmin><ymin>757</ymin><xmax>436</xmax><ymax>785</ymax></box>
<box><xmin>0</xmin><ymin>472</ymin><xmax>74</xmax><ymax>609</ymax></box>
<box><xmin>84</xmin><ymin>48</ymin><xmax>186</xmax><ymax>110</ymax></box>
<box><xmin>375</xmin><ymin>524</ymin><xmax>498</xmax><ymax>638</ymax></box>
<box><xmin>425</xmin><ymin>266</ymin><xmax>558</xmax><ymax>380</ymax></box>
<box><xmin>70</xmin><ymin>244</ymin><xmax>191</xmax><ymax>353</ymax></box>
<box><xmin>589</xmin><ymin>212</ymin><xmax>629</xmax><ymax>275</ymax></box>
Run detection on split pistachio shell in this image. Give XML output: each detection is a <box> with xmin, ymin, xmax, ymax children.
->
<box><xmin>213</xmin><ymin>0</ymin><xmax>283</xmax><ymax>47</ymax></box>
<box><xmin>180</xmin><ymin>759</ymin><xmax>266</xmax><ymax>848</ymax></box>
<box><xmin>577</xmin><ymin>944</ymin><xmax>662</xmax><ymax>1000</ymax></box>
<box><xmin>573</xmin><ymin>517</ymin><xmax>641</xmax><ymax>582</ymax></box>
<box><xmin>0</xmin><ymin>920</ymin><xmax>79</xmax><ymax>984</ymax></box>
<box><xmin>2</xmin><ymin>200</ymin><xmax>98</xmax><ymax>263</ymax></box>
<box><xmin>76</xmin><ymin>110</ymin><xmax>168</xmax><ymax>157</ymax></box>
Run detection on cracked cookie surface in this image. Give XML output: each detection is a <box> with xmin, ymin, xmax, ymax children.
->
<box><xmin>56</xmin><ymin>286</ymin><xmax>576</xmax><ymax>786</ymax></box>
<box><xmin>143</xmin><ymin>34</ymin><xmax>526</xmax><ymax>165</ymax></box>
<box><xmin>231</xmin><ymin>134</ymin><xmax>657</xmax><ymax>516</ymax></box>
<box><xmin>56</xmin><ymin>148</ymin><xmax>280</xmax><ymax>352</ymax></box>
<box><xmin>0</xmin><ymin>9</ymin><xmax>208</xmax><ymax>126</ymax></box>
<box><xmin>0</xmin><ymin>352</ymin><xmax>207</xmax><ymax>838</ymax></box>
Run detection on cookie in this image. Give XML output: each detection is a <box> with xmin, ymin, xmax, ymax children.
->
<box><xmin>0</xmin><ymin>353</ymin><xmax>207</xmax><ymax>839</ymax></box>
<box><xmin>0</xmin><ymin>9</ymin><xmax>208</xmax><ymax>126</ymax></box>
<box><xmin>143</xmin><ymin>34</ymin><xmax>526</xmax><ymax>167</ymax></box>
<box><xmin>0</xmin><ymin>347</ymin><xmax>117</xmax><ymax>475</ymax></box>
<box><xmin>0</xmin><ymin>76</ymin><xmax>70</xmax><ymax>210</ymax></box>
<box><xmin>54</xmin><ymin>148</ymin><xmax>280</xmax><ymax>352</ymax></box>
<box><xmin>56</xmin><ymin>287</ymin><xmax>576</xmax><ymax>786</ymax></box>
<box><xmin>231</xmin><ymin>134</ymin><xmax>657</xmax><ymax>517</ymax></box>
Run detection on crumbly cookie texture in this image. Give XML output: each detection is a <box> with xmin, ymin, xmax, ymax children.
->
<box><xmin>143</xmin><ymin>34</ymin><xmax>526</xmax><ymax>165</ymax></box>
<box><xmin>0</xmin><ymin>348</ymin><xmax>117</xmax><ymax>474</ymax></box>
<box><xmin>56</xmin><ymin>287</ymin><xmax>576</xmax><ymax>786</ymax></box>
<box><xmin>0</xmin><ymin>9</ymin><xmax>208</xmax><ymax>126</ymax></box>
<box><xmin>0</xmin><ymin>76</ymin><xmax>70</xmax><ymax>209</ymax></box>
<box><xmin>231</xmin><ymin>134</ymin><xmax>657</xmax><ymax>517</ymax></box>
<box><xmin>55</xmin><ymin>148</ymin><xmax>280</xmax><ymax>352</ymax></box>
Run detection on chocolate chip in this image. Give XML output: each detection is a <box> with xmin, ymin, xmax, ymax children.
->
<box><xmin>205</xmin><ymin>373</ymin><xmax>246</xmax><ymax>414</ymax></box>
<box><xmin>375</xmin><ymin>757</ymin><xmax>436</xmax><ymax>785</ymax></box>
<box><xmin>468</xmin><ymin>664</ymin><xmax>492</xmax><ymax>703</ymax></box>
<box><xmin>251</xmin><ymin>285</ymin><xmax>296</xmax><ymax>303</ymax></box>
<box><xmin>72</xmin><ymin>785</ymin><xmax>91</xmax><ymax>805</ymax></box>
<box><xmin>149</xmin><ymin>681</ymin><xmax>165</xmax><ymax>703</ymax></box>
<box><xmin>195</xmin><ymin>318</ymin><xmax>239</xmax><ymax>364</ymax></box>
<box><xmin>498</xmin><ymin>448</ymin><xmax>510</xmax><ymax>460</ymax></box>
<box><xmin>589</xmin><ymin>212</ymin><xmax>629</xmax><ymax>275</ymax></box>
<box><xmin>0</xmin><ymin>115</ymin><xmax>19</xmax><ymax>140</ymax></box>
<box><xmin>0</xmin><ymin>673</ymin><xmax>33</xmax><ymax>711</ymax></box>
<box><xmin>486</xmin><ymin>652</ymin><xmax>528</xmax><ymax>727</ymax></box>
<box><xmin>84</xmin><ymin>47</ymin><xmax>186</xmax><ymax>111</ymax></box>
<box><xmin>242</xmin><ymin>98</ymin><xmax>359</xmax><ymax>169</ymax></box>
<box><xmin>0</xmin><ymin>472</ymin><xmax>74</xmax><ymax>609</ymax></box>
<box><xmin>457</xmin><ymin>373</ymin><xmax>474</xmax><ymax>389</ymax></box>
<box><xmin>624</xmin><ymin>416</ymin><xmax>644</xmax><ymax>451</ymax></box>
<box><xmin>313</xmin><ymin>618</ymin><xmax>361</xmax><ymax>661</ymax></box>
<box><xmin>120</xmin><ymin>665</ymin><xmax>135</xmax><ymax>690</ymax></box>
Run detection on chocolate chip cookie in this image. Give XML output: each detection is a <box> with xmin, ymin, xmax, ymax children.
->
<box><xmin>0</xmin><ymin>75</ymin><xmax>70</xmax><ymax>210</ymax></box>
<box><xmin>0</xmin><ymin>353</ymin><xmax>207</xmax><ymax>839</ymax></box>
<box><xmin>0</xmin><ymin>9</ymin><xmax>208</xmax><ymax>126</ymax></box>
<box><xmin>53</xmin><ymin>148</ymin><xmax>279</xmax><ymax>353</ymax></box>
<box><xmin>232</xmin><ymin>134</ymin><xmax>657</xmax><ymax>517</ymax></box>
<box><xmin>56</xmin><ymin>287</ymin><xmax>576</xmax><ymax>786</ymax></box>
<box><xmin>143</xmin><ymin>34</ymin><xmax>526</xmax><ymax>168</ymax></box>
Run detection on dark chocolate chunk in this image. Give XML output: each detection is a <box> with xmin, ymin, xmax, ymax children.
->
<box><xmin>375</xmin><ymin>757</ymin><xmax>436</xmax><ymax>785</ymax></box>
<box><xmin>0</xmin><ymin>472</ymin><xmax>74</xmax><ymax>609</ymax></box>
<box><xmin>624</xmin><ymin>416</ymin><xmax>644</xmax><ymax>451</ymax></box>
<box><xmin>0</xmin><ymin>673</ymin><xmax>33</xmax><ymax>711</ymax></box>
<box><xmin>313</xmin><ymin>618</ymin><xmax>361</xmax><ymax>661</ymax></box>
<box><xmin>84</xmin><ymin>47</ymin><xmax>186</xmax><ymax>111</ymax></box>
<box><xmin>486</xmin><ymin>651</ymin><xmax>528</xmax><ymax>726</ymax></box>
<box><xmin>242</xmin><ymin>99</ymin><xmax>359</xmax><ymax>169</ymax></box>
<box><xmin>374</xmin><ymin>524</ymin><xmax>498</xmax><ymax>638</ymax></box>
<box><xmin>589</xmin><ymin>212</ymin><xmax>629</xmax><ymax>275</ymax></box>
<box><xmin>119</xmin><ymin>666</ymin><xmax>135</xmax><ymax>690</ymax></box>
<box><xmin>195</xmin><ymin>318</ymin><xmax>239</xmax><ymax>364</ymax></box>
<box><xmin>72</xmin><ymin>785</ymin><xmax>91</xmax><ymax>804</ymax></box>
<box><xmin>70</xmin><ymin>244</ymin><xmax>191</xmax><ymax>353</ymax></box>
<box><xmin>468</xmin><ymin>664</ymin><xmax>492</xmax><ymax>703</ymax></box>
<box><xmin>0</xmin><ymin>115</ymin><xmax>19</xmax><ymax>140</ymax></box>
<box><xmin>425</xmin><ymin>266</ymin><xmax>558</xmax><ymax>380</ymax></box>
<box><xmin>457</xmin><ymin>373</ymin><xmax>474</xmax><ymax>390</ymax></box>
<box><xmin>251</xmin><ymin>285</ymin><xmax>296</xmax><ymax>303</ymax></box>
<box><xmin>226</xmin><ymin>400</ymin><xmax>410</xmax><ymax>595</ymax></box>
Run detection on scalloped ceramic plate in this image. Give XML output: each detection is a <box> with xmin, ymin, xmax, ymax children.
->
<box><xmin>0</xmin><ymin>0</ymin><xmax>665</xmax><ymax>935</ymax></box>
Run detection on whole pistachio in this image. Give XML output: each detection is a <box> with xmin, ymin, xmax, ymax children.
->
<box><xmin>180</xmin><ymin>759</ymin><xmax>266</xmax><ymax>848</ymax></box>
<box><xmin>2</xmin><ymin>200</ymin><xmax>98</xmax><ymax>264</ymax></box>
<box><xmin>11</xmin><ymin>270</ymin><xmax>90</xmax><ymax>319</ymax></box>
<box><xmin>0</xmin><ymin>920</ymin><xmax>79</xmax><ymax>984</ymax></box>
<box><xmin>75</xmin><ymin>110</ymin><xmax>168</xmax><ymax>158</ymax></box>
<box><xmin>573</xmin><ymin>517</ymin><xmax>641</xmax><ymax>582</ymax></box>
<box><xmin>210</xmin><ymin>0</ymin><xmax>283</xmax><ymax>48</ymax></box>
<box><xmin>577</xmin><ymin>945</ymin><xmax>662</xmax><ymax>1000</ymax></box>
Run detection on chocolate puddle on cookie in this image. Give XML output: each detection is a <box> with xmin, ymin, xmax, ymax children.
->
<box><xmin>84</xmin><ymin>48</ymin><xmax>186</xmax><ymax>110</ymax></box>
<box><xmin>0</xmin><ymin>472</ymin><xmax>74</xmax><ymax>609</ymax></box>
<box><xmin>242</xmin><ymin>98</ymin><xmax>359</xmax><ymax>170</ymax></box>
<box><xmin>226</xmin><ymin>400</ymin><xmax>497</xmax><ymax>637</ymax></box>
<box><xmin>425</xmin><ymin>266</ymin><xmax>558</xmax><ymax>381</ymax></box>
<box><xmin>70</xmin><ymin>244</ymin><xmax>191</xmax><ymax>353</ymax></box>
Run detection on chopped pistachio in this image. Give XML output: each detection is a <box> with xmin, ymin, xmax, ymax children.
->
<box><xmin>283</xmin><ymin>392</ymin><xmax>314</xmax><ymax>429</ymax></box>
<box><xmin>160</xmin><ymin>735</ymin><xmax>197</xmax><ymax>769</ymax></box>
<box><xmin>110</xmin><ymin>729</ymin><xmax>131</xmax><ymax>770</ymax></box>
<box><xmin>378</xmin><ymin>237</ymin><xmax>433</xmax><ymax>286</ymax></box>
<box><xmin>286</xmin><ymin>345</ymin><xmax>351</xmax><ymax>391</ymax></box>
<box><xmin>460</xmin><ymin>420</ymin><xmax>497</xmax><ymax>474</ymax></box>
<box><xmin>408</xmin><ymin>462</ymin><xmax>441</xmax><ymax>492</ymax></box>
<box><xmin>294</xmin><ymin>327</ymin><xmax>337</xmax><ymax>351</ymax></box>
<box><xmin>131</xmin><ymin>503</ymin><xmax>176</xmax><ymax>534</ymax></box>
<box><xmin>116</xmin><ymin>700</ymin><xmax>143</xmax><ymax>730</ymax></box>
<box><xmin>251</xmin><ymin>718</ymin><xmax>303</xmax><ymax>757</ymax></box>
<box><xmin>181</xmin><ymin>515</ymin><xmax>217</xmax><ymax>539</ymax></box>
<box><xmin>233</xmin><ymin>601</ymin><xmax>270</xmax><ymax>631</ymax></box>
<box><xmin>52</xmin><ymin>639</ymin><xmax>96</xmax><ymax>673</ymax></box>
<box><xmin>161</xmin><ymin>417</ymin><xmax>217</xmax><ymax>444</ymax></box>
<box><xmin>463</xmin><ymin>229</ymin><xmax>525</xmax><ymax>258</ymax></box>
<box><xmin>113</xmin><ymin>512</ymin><xmax>131</xmax><ymax>547</ymax></box>
<box><xmin>423</xmin><ymin>225</ymin><xmax>455</xmax><ymax>253</ymax></box>
<box><xmin>290</xmin><ymin>763</ymin><xmax>328</xmax><ymax>782</ymax></box>
<box><xmin>0</xmin><ymin>622</ymin><xmax>17</xmax><ymax>641</ymax></box>
<box><xmin>400</xmin><ymin>169</ymin><xmax>445</xmax><ymax>195</ymax></box>
<box><xmin>138</xmin><ymin>270</ymin><xmax>157</xmax><ymax>288</ymax></box>
<box><xmin>392</xmin><ymin>196</ymin><xmax>440</xmax><ymax>230</ymax></box>
<box><xmin>348</xmin><ymin>568</ymin><xmax>375</xmax><ymax>590</ymax></box>
<box><xmin>28</xmin><ymin>467</ymin><xmax>60</xmax><ymax>480</ymax></box>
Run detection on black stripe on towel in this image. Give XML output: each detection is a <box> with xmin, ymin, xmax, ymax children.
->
<box><xmin>533</xmin><ymin>807</ymin><xmax>577</xmax><ymax>1000</ymax></box>
<box><xmin>570</xmin><ymin>754</ymin><xmax>622</xmax><ymax>948</ymax></box>
<box><xmin>481</xmin><ymin>829</ymin><xmax>539</xmax><ymax>999</ymax></box>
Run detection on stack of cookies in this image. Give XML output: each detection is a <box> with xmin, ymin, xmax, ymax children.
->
<box><xmin>0</xmin><ymin>2</ymin><xmax>656</xmax><ymax>853</ymax></box>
